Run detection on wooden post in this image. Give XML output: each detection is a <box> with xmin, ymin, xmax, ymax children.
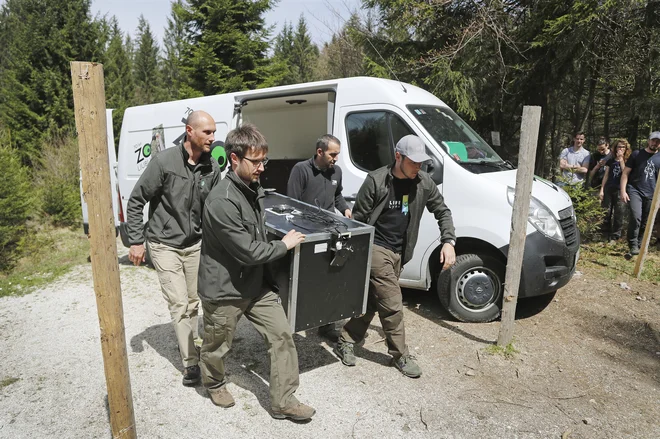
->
<box><xmin>633</xmin><ymin>174</ymin><xmax>660</xmax><ymax>278</ymax></box>
<box><xmin>71</xmin><ymin>62</ymin><xmax>137</xmax><ymax>439</ymax></box>
<box><xmin>497</xmin><ymin>106</ymin><xmax>541</xmax><ymax>347</ymax></box>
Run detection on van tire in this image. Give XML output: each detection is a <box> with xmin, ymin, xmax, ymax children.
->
<box><xmin>437</xmin><ymin>253</ymin><xmax>505</xmax><ymax>323</ymax></box>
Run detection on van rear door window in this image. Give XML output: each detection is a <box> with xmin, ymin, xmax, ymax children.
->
<box><xmin>346</xmin><ymin>111</ymin><xmax>413</xmax><ymax>171</ymax></box>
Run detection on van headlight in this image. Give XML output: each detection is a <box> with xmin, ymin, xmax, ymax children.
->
<box><xmin>507</xmin><ymin>187</ymin><xmax>564</xmax><ymax>242</ymax></box>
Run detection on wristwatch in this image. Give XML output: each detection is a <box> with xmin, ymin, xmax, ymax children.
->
<box><xmin>443</xmin><ymin>239</ymin><xmax>456</xmax><ymax>247</ymax></box>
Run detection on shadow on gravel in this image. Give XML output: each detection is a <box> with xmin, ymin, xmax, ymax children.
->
<box><xmin>130</xmin><ymin>323</ymin><xmax>181</xmax><ymax>371</ymax></box>
<box><xmin>569</xmin><ymin>307</ymin><xmax>660</xmax><ymax>381</ymax></box>
<box><xmin>401</xmin><ymin>288</ymin><xmax>556</xmax><ymax>344</ymax></box>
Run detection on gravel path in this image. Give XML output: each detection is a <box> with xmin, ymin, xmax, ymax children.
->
<box><xmin>1</xmin><ymin>244</ymin><xmax>659</xmax><ymax>438</ymax></box>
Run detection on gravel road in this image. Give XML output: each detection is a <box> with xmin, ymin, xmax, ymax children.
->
<box><xmin>1</xmin><ymin>243</ymin><xmax>659</xmax><ymax>438</ymax></box>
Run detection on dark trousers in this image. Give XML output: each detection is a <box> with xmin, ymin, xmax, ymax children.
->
<box><xmin>339</xmin><ymin>245</ymin><xmax>408</xmax><ymax>359</ymax></box>
<box><xmin>627</xmin><ymin>186</ymin><xmax>652</xmax><ymax>248</ymax></box>
<box><xmin>602</xmin><ymin>186</ymin><xmax>625</xmax><ymax>240</ymax></box>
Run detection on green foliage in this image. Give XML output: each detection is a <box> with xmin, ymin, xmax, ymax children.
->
<box><xmin>0</xmin><ymin>225</ymin><xmax>90</xmax><ymax>297</ymax></box>
<box><xmin>134</xmin><ymin>16</ymin><xmax>162</xmax><ymax>104</ymax></box>
<box><xmin>315</xmin><ymin>15</ymin><xmax>366</xmax><ymax>80</ymax></box>
<box><xmin>162</xmin><ymin>0</ymin><xmax>193</xmax><ymax>100</ymax></box>
<box><xmin>0</xmin><ymin>139</ymin><xmax>33</xmax><ymax>272</ymax></box>
<box><xmin>485</xmin><ymin>342</ymin><xmax>519</xmax><ymax>360</ymax></box>
<box><xmin>0</xmin><ymin>0</ymin><xmax>105</xmax><ymax>166</ymax></box>
<box><xmin>104</xmin><ymin>17</ymin><xmax>135</xmax><ymax>148</ymax></box>
<box><xmin>273</xmin><ymin>16</ymin><xmax>320</xmax><ymax>85</ymax></box>
<box><xmin>560</xmin><ymin>182</ymin><xmax>606</xmax><ymax>242</ymax></box>
<box><xmin>34</xmin><ymin>135</ymin><xmax>81</xmax><ymax>227</ymax></box>
<box><xmin>180</xmin><ymin>0</ymin><xmax>279</xmax><ymax>94</ymax></box>
<box><xmin>580</xmin><ymin>242</ymin><xmax>660</xmax><ymax>282</ymax></box>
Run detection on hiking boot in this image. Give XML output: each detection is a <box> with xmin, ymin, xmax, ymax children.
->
<box><xmin>334</xmin><ymin>341</ymin><xmax>356</xmax><ymax>366</ymax></box>
<box><xmin>630</xmin><ymin>245</ymin><xmax>640</xmax><ymax>255</ymax></box>
<box><xmin>182</xmin><ymin>365</ymin><xmax>200</xmax><ymax>386</ymax></box>
<box><xmin>208</xmin><ymin>385</ymin><xmax>235</xmax><ymax>408</ymax></box>
<box><xmin>272</xmin><ymin>402</ymin><xmax>316</xmax><ymax>421</ymax></box>
<box><xmin>317</xmin><ymin>323</ymin><xmax>340</xmax><ymax>342</ymax></box>
<box><xmin>392</xmin><ymin>355</ymin><xmax>422</xmax><ymax>378</ymax></box>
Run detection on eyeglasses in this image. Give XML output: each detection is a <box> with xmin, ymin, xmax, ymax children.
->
<box><xmin>243</xmin><ymin>156</ymin><xmax>269</xmax><ymax>168</ymax></box>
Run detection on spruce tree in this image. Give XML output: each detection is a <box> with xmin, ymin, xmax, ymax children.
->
<box><xmin>105</xmin><ymin>17</ymin><xmax>135</xmax><ymax>145</ymax></box>
<box><xmin>181</xmin><ymin>0</ymin><xmax>281</xmax><ymax>94</ymax></box>
<box><xmin>134</xmin><ymin>15</ymin><xmax>161</xmax><ymax>105</ymax></box>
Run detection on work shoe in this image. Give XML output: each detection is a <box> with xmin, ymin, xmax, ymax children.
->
<box><xmin>334</xmin><ymin>341</ymin><xmax>356</xmax><ymax>366</ymax></box>
<box><xmin>208</xmin><ymin>385</ymin><xmax>235</xmax><ymax>408</ymax></box>
<box><xmin>630</xmin><ymin>245</ymin><xmax>640</xmax><ymax>255</ymax></box>
<box><xmin>272</xmin><ymin>402</ymin><xmax>316</xmax><ymax>421</ymax></box>
<box><xmin>182</xmin><ymin>365</ymin><xmax>201</xmax><ymax>386</ymax></box>
<box><xmin>318</xmin><ymin>323</ymin><xmax>340</xmax><ymax>342</ymax></box>
<box><xmin>392</xmin><ymin>355</ymin><xmax>422</xmax><ymax>378</ymax></box>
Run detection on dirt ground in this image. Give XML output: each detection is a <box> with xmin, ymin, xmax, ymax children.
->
<box><xmin>0</xmin><ymin>241</ymin><xmax>659</xmax><ymax>439</ymax></box>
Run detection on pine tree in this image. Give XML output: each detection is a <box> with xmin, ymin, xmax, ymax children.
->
<box><xmin>162</xmin><ymin>0</ymin><xmax>194</xmax><ymax>100</ymax></box>
<box><xmin>105</xmin><ymin>17</ymin><xmax>135</xmax><ymax>145</ymax></box>
<box><xmin>181</xmin><ymin>0</ymin><xmax>281</xmax><ymax>94</ymax></box>
<box><xmin>133</xmin><ymin>15</ymin><xmax>161</xmax><ymax>105</ymax></box>
<box><xmin>273</xmin><ymin>16</ymin><xmax>320</xmax><ymax>85</ymax></box>
<box><xmin>0</xmin><ymin>0</ymin><xmax>104</xmax><ymax>165</ymax></box>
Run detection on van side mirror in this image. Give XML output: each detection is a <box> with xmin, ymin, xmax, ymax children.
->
<box><xmin>424</xmin><ymin>154</ymin><xmax>443</xmax><ymax>185</ymax></box>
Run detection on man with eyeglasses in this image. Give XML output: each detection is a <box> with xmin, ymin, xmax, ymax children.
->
<box><xmin>286</xmin><ymin>134</ymin><xmax>351</xmax><ymax>341</ymax></box>
<box><xmin>126</xmin><ymin>110</ymin><xmax>220</xmax><ymax>387</ymax></box>
<box><xmin>334</xmin><ymin>135</ymin><xmax>456</xmax><ymax>378</ymax></box>
<box><xmin>197</xmin><ymin>123</ymin><xmax>315</xmax><ymax>421</ymax></box>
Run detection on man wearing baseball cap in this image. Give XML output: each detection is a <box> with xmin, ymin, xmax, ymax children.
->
<box><xmin>620</xmin><ymin>131</ymin><xmax>660</xmax><ymax>256</ymax></box>
<box><xmin>334</xmin><ymin>135</ymin><xmax>456</xmax><ymax>378</ymax></box>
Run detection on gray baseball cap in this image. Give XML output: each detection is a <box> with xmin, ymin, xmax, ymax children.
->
<box><xmin>395</xmin><ymin>135</ymin><xmax>431</xmax><ymax>163</ymax></box>
<box><xmin>649</xmin><ymin>131</ymin><xmax>660</xmax><ymax>140</ymax></box>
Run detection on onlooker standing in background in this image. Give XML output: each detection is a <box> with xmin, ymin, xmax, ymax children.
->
<box><xmin>620</xmin><ymin>132</ymin><xmax>660</xmax><ymax>256</ymax></box>
<box><xmin>558</xmin><ymin>132</ymin><xmax>591</xmax><ymax>186</ymax></box>
<box><xmin>599</xmin><ymin>139</ymin><xmax>630</xmax><ymax>243</ymax></box>
<box><xmin>588</xmin><ymin>137</ymin><xmax>612</xmax><ymax>190</ymax></box>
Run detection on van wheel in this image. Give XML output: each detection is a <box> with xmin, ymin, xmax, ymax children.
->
<box><xmin>437</xmin><ymin>254</ymin><xmax>505</xmax><ymax>323</ymax></box>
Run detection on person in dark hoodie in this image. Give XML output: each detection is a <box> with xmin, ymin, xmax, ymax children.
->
<box><xmin>197</xmin><ymin>123</ymin><xmax>315</xmax><ymax>421</ymax></box>
<box><xmin>286</xmin><ymin>134</ymin><xmax>351</xmax><ymax>341</ymax></box>
<box><xmin>126</xmin><ymin>110</ymin><xmax>220</xmax><ymax>387</ymax></box>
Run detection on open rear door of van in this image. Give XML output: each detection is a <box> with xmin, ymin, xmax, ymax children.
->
<box><xmin>80</xmin><ymin>109</ymin><xmax>119</xmax><ymax>235</ymax></box>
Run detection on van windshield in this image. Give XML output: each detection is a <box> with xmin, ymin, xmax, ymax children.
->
<box><xmin>407</xmin><ymin>105</ymin><xmax>504</xmax><ymax>166</ymax></box>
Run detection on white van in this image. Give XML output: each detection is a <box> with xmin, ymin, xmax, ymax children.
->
<box><xmin>113</xmin><ymin>77</ymin><xmax>579</xmax><ymax>323</ymax></box>
<box><xmin>81</xmin><ymin>109</ymin><xmax>120</xmax><ymax>236</ymax></box>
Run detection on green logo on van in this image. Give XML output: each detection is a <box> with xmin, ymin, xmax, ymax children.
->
<box><xmin>143</xmin><ymin>144</ymin><xmax>152</xmax><ymax>157</ymax></box>
<box><xmin>210</xmin><ymin>141</ymin><xmax>227</xmax><ymax>170</ymax></box>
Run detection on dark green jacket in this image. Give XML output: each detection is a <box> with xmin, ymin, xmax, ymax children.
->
<box><xmin>353</xmin><ymin>165</ymin><xmax>456</xmax><ymax>265</ymax></box>
<box><xmin>126</xmin><ymin>143</ymin><xmax>220</xmax><ymax>249</ymax></box>
<box><xmin>198</xmin><ymin>171</ymin><xmax>288</xmax><ymax>302</ymax></box>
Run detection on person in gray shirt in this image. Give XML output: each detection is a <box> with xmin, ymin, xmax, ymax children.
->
<box><xmin>287</xmin><ymin>134</ymin><xmax>351</xmax><ymax>341</ymax></box>
<box><xmin>558</xmin><ymin>131</ymin><xmax>591</xmax><ymax>186</ymax></box>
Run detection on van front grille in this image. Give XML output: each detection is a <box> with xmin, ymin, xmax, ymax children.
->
<box><xmin>558</xmin><ymin>206</ymin><xmax>579</xmax><ymax>250</ymax></box>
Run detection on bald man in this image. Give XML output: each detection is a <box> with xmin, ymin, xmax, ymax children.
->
<box><xmin>127</xmin><ymin>110</ymin><xmax>220</xmax><ymax>386</ymax></box>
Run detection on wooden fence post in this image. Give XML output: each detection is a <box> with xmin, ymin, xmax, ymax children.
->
<box><xmin>633</xmin><ymin>176</ymin><xmax>660</xmax><ymax>278</ymax></box>
<box><xmin>71</xmin><ymin>61</ymin><xmax>137</xmax><ymax>439</ymax></box>
<box><xmin>497</xmin><ymin>106</ymin><xmax>541</xmax><ymax>347</ymax></box>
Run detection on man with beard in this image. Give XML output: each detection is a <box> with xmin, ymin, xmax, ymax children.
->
<box><xmin>620</xmin><ymin>132</ymin><xmax>660</xmax><ymax>256</ymax></box>
<box><xmin>287</xmin><ymin>134</ymin><xmax>351</xmax><ymax>341</ymax></box>
<box><xmin>197</xmin><ymin>123</ymin><xmax>315</xmax><ymax>421</ymax></box>
<box><xmin>126</xmin><ymin>110</ymin><xmax>220</xmax><ymax>386</ymax></box>
<box><xmin>334</xmin><ymin>135</ymin><xmax>456</xmax><ymax>378</ymax></box>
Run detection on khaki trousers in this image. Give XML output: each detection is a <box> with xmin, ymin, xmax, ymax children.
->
<box><xmin>149</xmin><ymin>240</ymin><xmax>201</xmax><ymax>368</ymax></box>
<box><xmin>200</xmin><ymin>290</ymin><xmax>300</xmax><ymax>411</ymax></box>
<box><xmin>340</xmin><ymin>244</ymin><xmax>409</xmax><ymax>359</ymax></box>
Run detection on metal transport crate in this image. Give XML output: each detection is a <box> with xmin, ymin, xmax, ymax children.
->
<box><xmin>264</xmin><ymin>192</ymin><xmax>374</xmax><ymax>333</ymax></box>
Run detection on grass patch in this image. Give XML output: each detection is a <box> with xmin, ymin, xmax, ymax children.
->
<box><xmin>0</xmin><ymin>225</ymin><xmax>89</xmax><ymax>297</ymax></box>
<box><xmin>579</xmin><ymin>242</ymin><xmax>660</xmax><ymax>282</ymax></box>
<box><xmin>485</xmin><ymin>342</ymin><xmax>519</xmax><ymax>359</ymax></box>
<box><xmin>0</xmin><ymin>377</ymin><xmax>20</xmax><ymax>388</ymax></box>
